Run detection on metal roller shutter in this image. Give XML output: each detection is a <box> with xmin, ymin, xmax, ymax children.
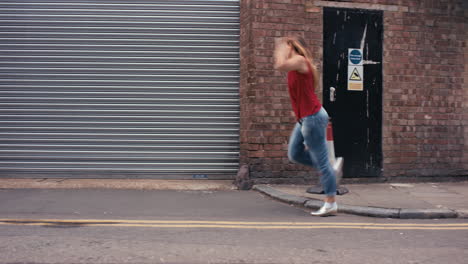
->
<box><xmin>0</xmin><ymin>0</ymin><xmax>240</xmax><ymax>179</ymax></box>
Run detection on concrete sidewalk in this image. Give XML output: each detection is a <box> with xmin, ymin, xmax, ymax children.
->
<box><xmin>254</xmin><ymin>182</ymin><xmax>468</xmax><ymax>219</ymax></box>
<box><xmin>0</xmin><ymin>178</ymin><xmax>467</xmax><ymax>219</ymax></box>
<box><xmin>0</xmin><ymin>178</ymin><xmax>236</xmax><ymax>191</ymax></box>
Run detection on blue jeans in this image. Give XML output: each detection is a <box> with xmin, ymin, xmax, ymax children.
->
<box><xmin>288</xmin><ymin>107</ymin><xmax>337</xmax><ymax>196</ymax></box>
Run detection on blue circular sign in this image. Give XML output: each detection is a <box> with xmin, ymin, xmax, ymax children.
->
<box><xmin>349</xmin><ymin>49</ymin><xmax>362</xmax><ymax>65</ymax></box>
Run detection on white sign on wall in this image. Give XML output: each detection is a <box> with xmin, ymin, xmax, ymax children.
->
<box><xmin>348</xmin><ymin>48</ymin><xmax>364</xmax><ymax>91</ymax></box>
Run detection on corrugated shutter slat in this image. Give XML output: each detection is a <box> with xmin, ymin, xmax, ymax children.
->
<box><xmin>0</xmin><ymin>0</ymin><xmax>240</xmax><ymax>178</ymax></box>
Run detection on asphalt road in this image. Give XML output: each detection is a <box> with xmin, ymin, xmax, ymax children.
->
<box><xmin>0</xmin><ymin>189</ymin><xmax>467</xmax><ymax>264</ymax></box>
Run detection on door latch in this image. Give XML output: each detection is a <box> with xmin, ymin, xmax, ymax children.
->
<box><xmin>330</xmin><ymin>87</ymin><xmax>336</xmax><ymax>102</ymax></box>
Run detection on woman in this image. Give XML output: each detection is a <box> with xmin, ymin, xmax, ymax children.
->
<box><xmin>274</xmin><ymin>36</ymin><xmax>339</xmax><ymax>216</ymax></box>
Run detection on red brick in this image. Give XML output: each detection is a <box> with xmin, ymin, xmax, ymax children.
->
<box><xmin>240</xmin><ymin>0</ymin><xmax>467</xmax><ymax>182</ymax></box>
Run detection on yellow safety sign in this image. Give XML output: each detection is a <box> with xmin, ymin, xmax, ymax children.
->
<box><xmin>349</xmin><ymin>67</ymin><xmax>362</xmax><ymax>81</ymax></box>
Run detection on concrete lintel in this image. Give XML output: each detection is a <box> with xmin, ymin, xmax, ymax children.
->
<box><xmin>310</xmin><ymin>0</ymin><xmax>402</xmax><ymax>12</ymax></box>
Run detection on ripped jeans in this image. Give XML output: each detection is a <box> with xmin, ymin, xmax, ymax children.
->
<box><xmin>288</xmin><ymin>107</ymin><xmax>337</xmax><ymax>196</ymax></box>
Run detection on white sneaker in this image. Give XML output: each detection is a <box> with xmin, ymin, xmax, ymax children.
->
<box><xmin>311</xmin><ymin>203</ymin><xmax>338</xmax><ymax>217</ymax></box>
<box><xmin>333</xmin><ymin>157</ymin><xmax>344</xmax><ymax>185</ymax></box>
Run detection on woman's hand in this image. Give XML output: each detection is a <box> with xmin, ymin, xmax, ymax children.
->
<box><xmin>274</xmin><ymin>38</ymin><xmax>291</xmax><ymax>70</ymax></box>
<box><xmin>274</xmin><ymin>38</ymin><xmax>307</xmax><ymax>73</ymax></box>
<box><xmin>274</xmin><ymin>38</ymin><xmax>289</xmax><ymax>56</ymax></box>
<box><xmin>274</xmin><ymin>37</ymin><xmax>287</xmax><ymax>49</ymax></box>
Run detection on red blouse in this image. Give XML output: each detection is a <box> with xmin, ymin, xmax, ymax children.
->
<box><xmin>287</xmin><ymin>60</ymin><xmax>322</xmax><ymax>122</ymax></box>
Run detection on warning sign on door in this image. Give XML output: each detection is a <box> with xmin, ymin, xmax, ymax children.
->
<box><xmin>348</xmin><ymin>49</ymin><xmax>364</xmax><ymax>91</ymax></box>
<box><xmin>349</xmin><ymin>67</ymin><xmax>362</xmax><ymax>81</ymax></box>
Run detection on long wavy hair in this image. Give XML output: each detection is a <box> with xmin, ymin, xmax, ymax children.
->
<box><xmin>286</xmin><ymin>36</ymin><xmax>320</xmax><ymax>90</ymax></box>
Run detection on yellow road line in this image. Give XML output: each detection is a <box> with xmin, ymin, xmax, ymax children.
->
<box><xmin>0</xmin><ymin>219</ymin><xmax>467</xmax><ymax>230</ymax></box>
<box><xmin>0</xmin><ymin>222</ymin><xmax>468</xmax><ymax>230</ymax></box>
<box><xmin>0</xmin><ymin>218</ymin><xmax>467</xmax><ymax>226</ymax></box>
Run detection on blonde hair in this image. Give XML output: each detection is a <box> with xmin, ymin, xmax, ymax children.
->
<box><xmin>286</xmin><ymin>37</ymin><xmax>320</xmax><ymax>90</ymax></box>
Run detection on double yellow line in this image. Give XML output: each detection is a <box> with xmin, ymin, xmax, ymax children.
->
<box><xmin>1</xmin><ymin>219</ymin><xmax>468</xmax><ymax>230</ymax></box>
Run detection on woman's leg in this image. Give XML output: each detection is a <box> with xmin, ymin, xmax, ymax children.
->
<box><xmin>300</xmin><ymin>108</ymin><xmax>337</xmax><ymax>215</ymax></box>
<box><xmin>288</xmin><ymin>122</ymin><xmax>318</xmax><ymax>169</ymax></box>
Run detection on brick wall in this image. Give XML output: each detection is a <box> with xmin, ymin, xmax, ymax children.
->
<box><xmin>381</xmin><ymin>0</ymin><xmax>466</xmax><ymax>177</ymax></box>
<box><xmin>239</xmin><ymin>0</ymin><xmax>467</xmax><ymax>182</ymax></box>
<box><xmin>240</xmin><ymin>0</ymin><xmax>322</xmax><ymax>183</ymax></box>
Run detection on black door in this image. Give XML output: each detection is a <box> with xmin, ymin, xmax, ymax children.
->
<box><xmin>323</xmin><ymin>8</ymin><xmax>383</xmax><ymax>178</ymax></box>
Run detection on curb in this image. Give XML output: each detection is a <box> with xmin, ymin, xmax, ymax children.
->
<box><xmin>253</xmin><ymin>185</ymin><xmax>460</xmax><ymax>219</ymax></box>
<box><xmin>399</xmin><ymin>209</ymin><xmax>458</xmax><ymax>219</ymax></box>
